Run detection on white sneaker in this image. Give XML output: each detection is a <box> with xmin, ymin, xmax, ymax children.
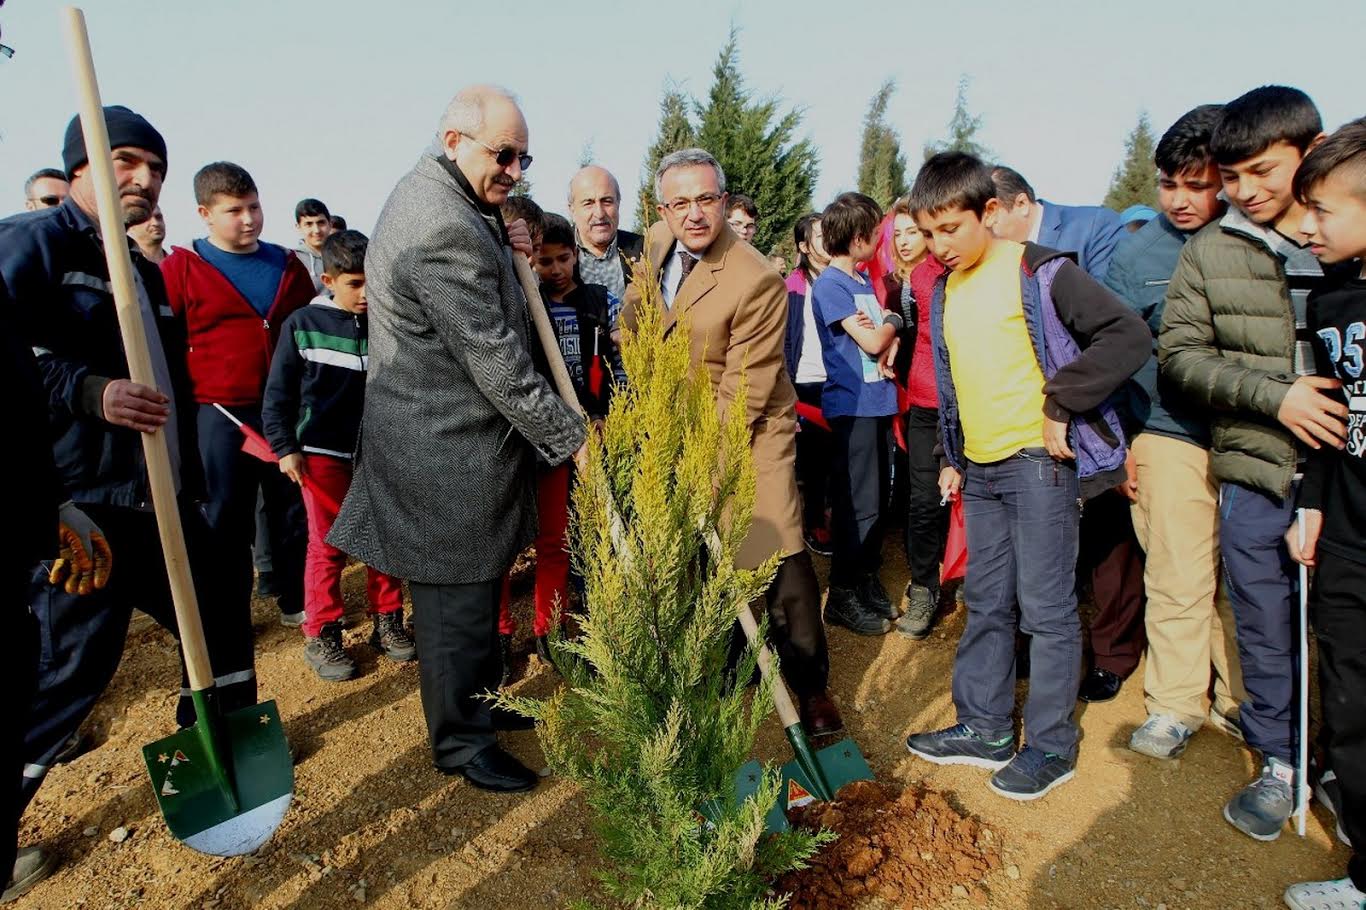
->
<box><xmin>1284</xmin><ymin>877</ymin><xmax>1366</xmax><ymax>910</ymax></box>
<box><xmin>1129</xmin><ymin>713</ymin><xmax>1193</xmax><ymax>759</ymax></box>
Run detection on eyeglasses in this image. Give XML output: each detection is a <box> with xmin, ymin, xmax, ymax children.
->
<box><xmin>469</xmin><ymin>135</ymin><xmax>533</xmax><ymax>172</ymax></box>
<box><xmin>662</xmin><ymin>193</ymin><xmax>723</xmax><ymax>217</ymax></box>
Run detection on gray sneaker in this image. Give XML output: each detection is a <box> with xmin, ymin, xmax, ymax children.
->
<box><xmin>3</xmin><ymin>846</ymin><xmax>57</xmax><ymax>903</ymax></box>
<box><xmin>825</xmin><ymin>586</ymin><xmax>891</xmax><ymax>636</ymax></box>
<box><xmin>1223</xmin><ymin>756</ymin><xmax>1296</xmax><ymax>841</ymax></box>
<box><xmin>896</xmin><ymin>583</ymin><xmax>937</xmax><ymax>639</ymax></box>
<box><xmin>1129</xmin><ymin>713</ymin><xmax>1194</xmax><ymax>759</ymax></box>
<box><xmin>303</xmin><ymin>623</ymin><xmax>357</xmax><ymax>682</ymax></box>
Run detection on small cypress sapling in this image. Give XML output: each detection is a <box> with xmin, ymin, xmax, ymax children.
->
<box><xmin>496</xmin><ymin>248</ymin><xmax>830</xmax><ymax>908</ymax></box>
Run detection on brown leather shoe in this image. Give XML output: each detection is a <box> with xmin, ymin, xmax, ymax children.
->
<box><xmin>799</xmin><ymin>692</ymin><xmax>844</xmax><ymax>739</ymax></box>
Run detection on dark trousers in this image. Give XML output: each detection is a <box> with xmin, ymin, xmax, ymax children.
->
<box><xmin>758</xmin><ymin>552</ymin><xmax>830</xmax><ymax>698</ymax></box>
<box><xmin>829</xmin><ymin>415</ymin><xmax>890</xmax><ymax>588</ymax></box>
<box><xmin>1220</xmin><ymin>481</ymin><xmax>1297</xmax><ymax>763</ymax></box>
<box><xmin>1081</xmin><ymin>488</ymin><xmax>1147</xmax><ymax>677</ymax></box>
<box><xmin>903</xmin><ymin>406</ymin><xmax>947</xmax><ymax>594</ymax></box>
<box><xmin>19</xmin><ymin>504</ymin><xmax>256</xmax><ymax>816</ymax></box>
<box><xmin>409</xmin><ymin>578</ymin><xmax>503</xmax><ymax>768</ymax></box>
<box><xmin>794</xmin><ymin>383</ymin><xmax>833</xmax><ymax>532</ymax></box>
<box><xmin>197</xmin><ymin>404</ymin><xmax>306</xmax><ymax>616</ymax></box>
<box><xmin>1313</xmin><ymin>552</ymin><xmax>1366</xmax><ymax>890</ymax></box>
<box><xmin>952</xmin><ymin>450</ymin><xmax>1082</xmax><ymax>759</ymax></box>
<box><xmin>1</xmin><ymin>604</ymin><xmax>37</xmax><ymax>877</ymax></box>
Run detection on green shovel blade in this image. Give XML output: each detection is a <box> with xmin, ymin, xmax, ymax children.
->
<box><xmin>142</xmin><ymin>699</ymin><xmax>293</xmax><ymax>856</ymax></box>
<box><xmin>733</xmin><ymin>735</ymin><xmax>874</xmax><ymax>835</ymax></box>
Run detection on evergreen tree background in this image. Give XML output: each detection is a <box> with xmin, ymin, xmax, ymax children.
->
<box><xmin>1103</xmin><ymin>111</ymin><xmax>1158</xmax><ymax>211</ymax></box>
<box><xmin>856</xmin><ymin>79</ymin><xmax>909</xmax><ymax>209</ymax></box>
<box><xmin>636</xmin><ymin>85</ymin><xmax>696</xmax><ymax>229</ymax></box>
<box><xmin>923</xmin><ymin>75</ymin><xmax>991</xmax><ymax>161</ymax></box>
<box><xmin>636</xmin><ymin>31</ymin><xmax>819</xmax><ymax>254</ymax></box>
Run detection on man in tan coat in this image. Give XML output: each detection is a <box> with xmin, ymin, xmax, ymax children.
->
<box><xmin>622</xmin><ymin>147</ymin><xmax>841</xmax><ymax>738</ymax></box>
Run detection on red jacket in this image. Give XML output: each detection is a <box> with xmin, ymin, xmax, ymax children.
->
<box><xmin>906</xmin><ymin>257</ymin><xmax>945</xmax><ymax>410</ymax></box>
<box><xmin>162</xmin><ymin>243</ymin><xmax>314</xmax><ymax>406</ymax></box>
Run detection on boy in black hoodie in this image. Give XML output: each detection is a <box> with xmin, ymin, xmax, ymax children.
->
<box><xmin>262</xmin><ymin>231</ymin><xmax>414</xmax><ymax>681</ymax></box>
<box><xmin>1283</xmin><ymin>119</ymin><xmax>1366</xmax><ymax>910</ymax></box>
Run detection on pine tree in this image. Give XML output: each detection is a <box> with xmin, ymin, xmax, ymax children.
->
<box><xmin>497</xmin><ymin>248</ymin><xmax>830</xmax><ymax>909</ymax></box>
<box><xmin>694</xmin><ymin>32</ymin><xmax>818</xmax><ymax>253</ymax></box>
<box><xmin>924</xmin><ymin>75</ymin><xmax>991</xmax><ymax>161</ymax></box>
<box><xmin>636</xmin><ymin>85</ymin><xmax>696</xmax><ymax>229</ymax></box>
<box><xmin>857</xmin><ymin>79</ymin><xmax>909</xmax><ymax>209</ymax></box>
<box><xmin>510</xmin><ymin>174</ymin><xmax>533</xmax><ymax>198</ymax></box>
<box><xmin>1103</xmin><ymin>111</ymin><xmax>1158</xmax><ymax>211</ymax></box>
<box><xmin>578</xmin><ymin>138</ymin><xmax>596</xmax><ymax>169</ymax></box>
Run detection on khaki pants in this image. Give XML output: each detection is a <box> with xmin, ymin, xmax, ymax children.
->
<box><xmin>1130</xmin><ymin>434</ymin><xmax>1246</xmax><ymax>731</ymax></box>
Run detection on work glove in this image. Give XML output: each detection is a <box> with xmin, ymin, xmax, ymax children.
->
<box><xmin>49</xmin><ymin>501</ymin><xmax>113</xmax><ymax>595</ymax></box>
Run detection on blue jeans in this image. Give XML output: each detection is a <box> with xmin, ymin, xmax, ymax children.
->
<box><xmin>1219</xmin><ymin>481</ymin><xmax>1298</xmax><ymax>763</ymax></box>
<box><xmin>952</xmin><ymin>449</ymin><xmax>1083</xmax><ymax>759</ymax></box>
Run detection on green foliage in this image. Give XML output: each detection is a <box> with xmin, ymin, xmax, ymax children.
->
<box><xmin>579</xmin><ymin>139</ymin><xmax>597</xmax><ymax>170</ymax></box>
<box><xmin>636</xmin><ymin>85</ymin><xmax>697</xmax><ymax>230</ymax></box>
<box><xmin>497</xmin><ymin>247</ymin><xmax>828</xmax><ymax>909</ymax></box>
<box><xmin>510</xmin><ymin>174</ymin><xmax>533</xmax><ymax>198</ymax></box>
<box><xmin>856</xmin><ymin>79</ymin><xmax>909</xmax><ymax>209</ymax></box>
<box><xmin>636</xmin><ymin>31</ymin><xmax>819</xmax><ymax>254</ymax></box>
<box><xmin>923</xmin><ymin>75</ymin><xmax>991</xmax><ymax>162</ymax></box>
<box><xmin>1103</xmin><ymin>111</ymin><xmax>1158</xmax><ymax>211</ymax></box>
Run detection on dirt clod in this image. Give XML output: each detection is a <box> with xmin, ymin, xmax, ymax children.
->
<box><xmin>779</xmin><ymin>780</ymin><xmax>999</xmax><ymax>909</ymax></box>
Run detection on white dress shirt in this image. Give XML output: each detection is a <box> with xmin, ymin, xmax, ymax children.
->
<box><xmin>661</xmin><ymin>245</ymin><xmax>699</xmax><ymax>309</ymax></box>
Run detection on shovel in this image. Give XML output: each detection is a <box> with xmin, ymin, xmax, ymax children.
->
<box><xmin>511</xmin><ymin>257</ymin><xmax>872</xmax><ymax>834</ymax></box>
<box><xmin>62</xmin><ymin>6</ymin><xmax>292</xmax><ymax>856</ymax></box>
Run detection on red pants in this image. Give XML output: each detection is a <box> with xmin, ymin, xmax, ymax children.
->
<box><xmin>301</xmin><ymin>454</ymin><xmax>403</xmax><ymax>637</ymax></box>
<box><xmin>498</xmin><ymin>463</ymin><xmax>571</xmax><ymax>638</ymax></box>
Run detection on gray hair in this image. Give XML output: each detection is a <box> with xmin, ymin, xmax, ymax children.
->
<box><xmin>654</xmin><ymin>148</ymin><xmax>727</xmax><ymax>200</ymax></box>
<box><xmin>436</xmin><ymin>84</ymin><xmax>518</xmax><ymax>139</ymax></box>
<box><xmin>567</xmin><ymin>165</ymin><xmax>622</xmax><ymax>207</ymax></box>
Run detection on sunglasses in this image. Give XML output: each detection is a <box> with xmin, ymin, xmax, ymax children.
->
<box><xmin>35</xmin><ymin>195</ymin><xmax>63</xmax><ymax>207</ymax></box>
<box><xmin>470</xmin><ymin>136</ymin><xmax>533</xmax><ymax>172</ymax></box>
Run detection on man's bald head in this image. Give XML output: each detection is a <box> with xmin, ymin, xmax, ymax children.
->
<box><xmin>569</xmin><ymin>165</ymin><xmax>622</xmax><ymax>255</ymax></box>
<box><xmin>438</xmin><ymin>84</ymin><xmax>529</xmax><ymax>207</ymax></box>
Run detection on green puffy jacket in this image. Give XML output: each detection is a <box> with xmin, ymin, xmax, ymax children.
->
<box><xmin>1157</xmin><ymin>212</ymin><xmax>1299</xmax><ymax>498</ymax></box>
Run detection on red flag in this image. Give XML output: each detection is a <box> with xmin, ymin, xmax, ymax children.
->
<box><xmin>941</xmin><ymin>496</ymin><xmax>967</xmax><ymax>584</ymax></box>
<box><xmin>214</xmin><ymin>404</ymin><xmax>342</xmax><ymax>514</ymax></box>
<box><xmin>794</xmin><ymin>400</ymin><xmax>831</xmax><ymax>432</ymax></box>
<box><xmin>588</xmin><ymin>354</ymin><xmax>605</xmax><ymax>401</ymax></box>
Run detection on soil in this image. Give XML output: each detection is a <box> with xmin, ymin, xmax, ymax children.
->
<box><xmin>779</xmin><ymin>780</ymin><xmax>1000</xmax><ymax>909</ymax></box>
<box><xmin>13</xmin><ymin>542</ymin><xmax>1350</xmax><ymax>910</ymax></box>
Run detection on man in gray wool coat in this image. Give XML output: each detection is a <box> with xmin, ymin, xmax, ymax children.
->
<box><xmin>329</xmin><ymin>85</ymin><xmax>585</xmax><ymax>793</ymax></box>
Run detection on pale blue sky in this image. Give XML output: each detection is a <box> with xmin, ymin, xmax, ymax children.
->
<box><xmin>2</xmin><ymin>0</ymin><xmax>1363</xmax><ymax>250</ymax></box>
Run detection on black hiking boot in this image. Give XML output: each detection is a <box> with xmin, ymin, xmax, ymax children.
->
<box><xmin>369</xmin><ymin>610</ymin><xmax>416</xmax><ymax>662</ymax></box>
<box><xmin>303</xmin><ymin>623</ymin><xmax>357</xmax><ymax>682</ymax></box>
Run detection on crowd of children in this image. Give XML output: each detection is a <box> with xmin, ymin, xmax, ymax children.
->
<box><xmin>5</xmin><ymin>80</ymin><xmax>1364</xmax><ymax>909</ymax></box>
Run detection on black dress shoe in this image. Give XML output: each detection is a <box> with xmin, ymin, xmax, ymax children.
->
<box><xmin>491</xmin><ymin>706</ymin><xmax>536</xmax><ymax>731</ymax></box>
<box><xmin>798</xmin><ymin>692</ymin><xmax>845</xmax><ymax>739</ymax></box>
<box><xmin>1078</xmin><ymin>667</ymin><xmax>1123</xmax><ymax>703</ymax></box>
<box><xmin>441</xmin><ymin>745</ymin><xmax>538</xmax><ymax>792</ymax></box>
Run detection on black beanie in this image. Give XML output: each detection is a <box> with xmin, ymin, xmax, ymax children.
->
<box><xmin>62</xmin><ymin>105</ymin><xmax>167</xmax><ymax>180</ymax></box>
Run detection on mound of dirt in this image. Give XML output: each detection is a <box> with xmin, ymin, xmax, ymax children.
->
<box><xmin>778</xmin><ymin>779</ymin><xmax>1001</xmax><ymax>909</ymax></box>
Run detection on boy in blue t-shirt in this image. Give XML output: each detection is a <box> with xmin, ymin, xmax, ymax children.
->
<box><xmin>811</xmin><ymin>192</ymin><xmax>901</xmax><ymax>635</ymax></box>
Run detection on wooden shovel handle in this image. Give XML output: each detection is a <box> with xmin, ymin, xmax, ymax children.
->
<box><xmin>510</xmin><ymin>254</ymin><xmax>804</xmax><ymax>730</ymax></box>
<box><xmin>62</xmin><ymin>7</ymin><xmax>213</xmax><ymax>692</ymax></box>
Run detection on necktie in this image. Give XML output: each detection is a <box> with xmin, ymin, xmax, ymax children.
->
<box><xmin>678</xmin><ymin>250</ymin><xmax>698</xmax><ymax>283</ymax></box>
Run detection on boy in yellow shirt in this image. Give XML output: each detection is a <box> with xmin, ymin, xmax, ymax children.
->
<box><xmin>904</xmin><ymin>152</ymin><xmax>1148</xmax><ymax>800</ymax></box>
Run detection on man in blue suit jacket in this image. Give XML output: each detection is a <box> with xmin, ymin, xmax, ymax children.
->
<box><xmin>990</xmin><ymin>165</ymin><xmax>1126</xmax><ymax>282</ymax></box>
